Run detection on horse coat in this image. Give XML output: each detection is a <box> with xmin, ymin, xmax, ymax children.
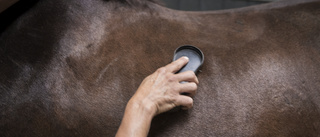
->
<box><xmin>0</xmin><ymin>0</ymin><xmax>319</xmax><ymax>136</ymax></box>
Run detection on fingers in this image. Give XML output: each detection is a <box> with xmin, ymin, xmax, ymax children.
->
<box><xmin>178</xmin><ymin>82</ymin><xmax>197</xmax><ymax>97</ymax></box>
<box><xmin>175</xmin><ymin>71</ymin><xmax>199</xmax><ymax>84</ymax></box>
<box><xmin>165</xmin><ymin>57</ymin><xmax>189</xmax><ymax>73</ymax></box>
<box><xmin>175</xmin><ymin>95</ymin><xmax>193</xmax><ymax>110</ymax></box>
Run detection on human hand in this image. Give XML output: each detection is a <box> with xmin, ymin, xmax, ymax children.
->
<box><xmin>129</xmin><ymin>57</ymin><xmax>199</xmax><ymax>117</ymax></box>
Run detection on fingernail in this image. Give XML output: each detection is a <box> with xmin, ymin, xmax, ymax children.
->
<box><xmin>183</xmin><ymin>56</ymin><xmax>189</xmax><ymax>61</ymax></box>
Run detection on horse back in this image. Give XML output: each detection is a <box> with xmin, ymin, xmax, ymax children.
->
<box><xmin>0</xmin><ymin>0</ymin><xmax>319</xmax><ymax>136</ymax></box>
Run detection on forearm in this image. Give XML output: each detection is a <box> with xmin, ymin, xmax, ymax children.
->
<box><xmin>116</xmin><ymin>98</ymin><xmax>155</xmax><ymax>137</ymax></box>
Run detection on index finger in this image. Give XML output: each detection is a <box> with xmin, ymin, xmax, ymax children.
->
<box><xmin>165</xmin><ymin>57</ymin><xmax>189</xmax><ymax>73</ymax></box>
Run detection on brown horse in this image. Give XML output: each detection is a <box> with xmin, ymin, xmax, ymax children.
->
<box><xmin>0</xmin><ymin>0</ymin><xmax>319</xmax><ymax>136</ymax></box>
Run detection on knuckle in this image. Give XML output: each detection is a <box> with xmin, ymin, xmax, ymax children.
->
<box><xmin>187</xmin><ymin>71</ymin><xmax>196</xmax><ymax>77</ymax></box>
<box><xmin>191</xmin><ymin>71</ymin><xmax>196</xmax><ymax>77</ymax></box>
<box><xmin>171</xmin><ymin>96</ymin><xmax>178</xmax><ymax>103</ymax></box>
<box><xmin>191</xmin><ymin>82</ymin><xmax>198</xmax><ymax>90</ymax></box>
<box><xmin>171</xmin><ymin>85</ymin><xmax>180</xmax><ymax>92</ymax></box>
<box><xmin>145</xmin><ymin>74</ymin><xmax>153</xmax><ymax>79</ymax></box>
<box><xmin>167</xmin><ymin>75</ymin><xmax>176</xmax><ymax>82</ymax></box>
<box><xmin>143</xmin><ymin>75</ymin><xmax>153</xmax><ymax>83</ymax></box>
<box><xmin>187</xmin><ymin>71</ymin><xmax>199</xmax><ymax>84</ymax></box>
<box><xmin>157</xmin><ymin>67</ymin><xmax>166</xmax><ymax>74</ymax></box>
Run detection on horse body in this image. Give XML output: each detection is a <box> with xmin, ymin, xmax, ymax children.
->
<box><xmin>0</xmin><ymin>0</ymin><xmax>319</xmax><ymax>136</ymax></box>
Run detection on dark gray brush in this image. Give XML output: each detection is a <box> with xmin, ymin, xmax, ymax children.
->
<box><xmin>173</xmin><ymin>45</ymin><xmax>204</xmax><ymax>74</ymax></box>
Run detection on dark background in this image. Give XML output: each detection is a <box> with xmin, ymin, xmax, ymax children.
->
<box><xmin>0</xmin><ymin>0</ymin><xmax>274</xmax><ymax>33</ymax></box>
<box><xmin>162</xmin><ymin>0</ymin><xmax>273</xmax><ymax>11</ymax></box>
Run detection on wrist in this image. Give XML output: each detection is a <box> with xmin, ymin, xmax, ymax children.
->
<box><xmin>127</xmin><ymin>97</ymin><xmax>157</xmax><ymax>118</ymax></box>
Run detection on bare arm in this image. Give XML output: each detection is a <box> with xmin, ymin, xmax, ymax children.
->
<box><xmin>116</xmin><ymin>57</ymin><xmax>199</xmax><ymax>137</ymax></box>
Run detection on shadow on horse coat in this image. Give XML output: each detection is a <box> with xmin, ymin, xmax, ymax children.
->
<box><xmin>0</xmin><ymin>0</ymin><xmax>319</xmax><ymax>136</ymax></box>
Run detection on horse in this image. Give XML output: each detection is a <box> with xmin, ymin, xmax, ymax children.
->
<box><xmin>0</xmin><ymin>0</ymin><xmax>319</xmax><ymax>136</ymax></box>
